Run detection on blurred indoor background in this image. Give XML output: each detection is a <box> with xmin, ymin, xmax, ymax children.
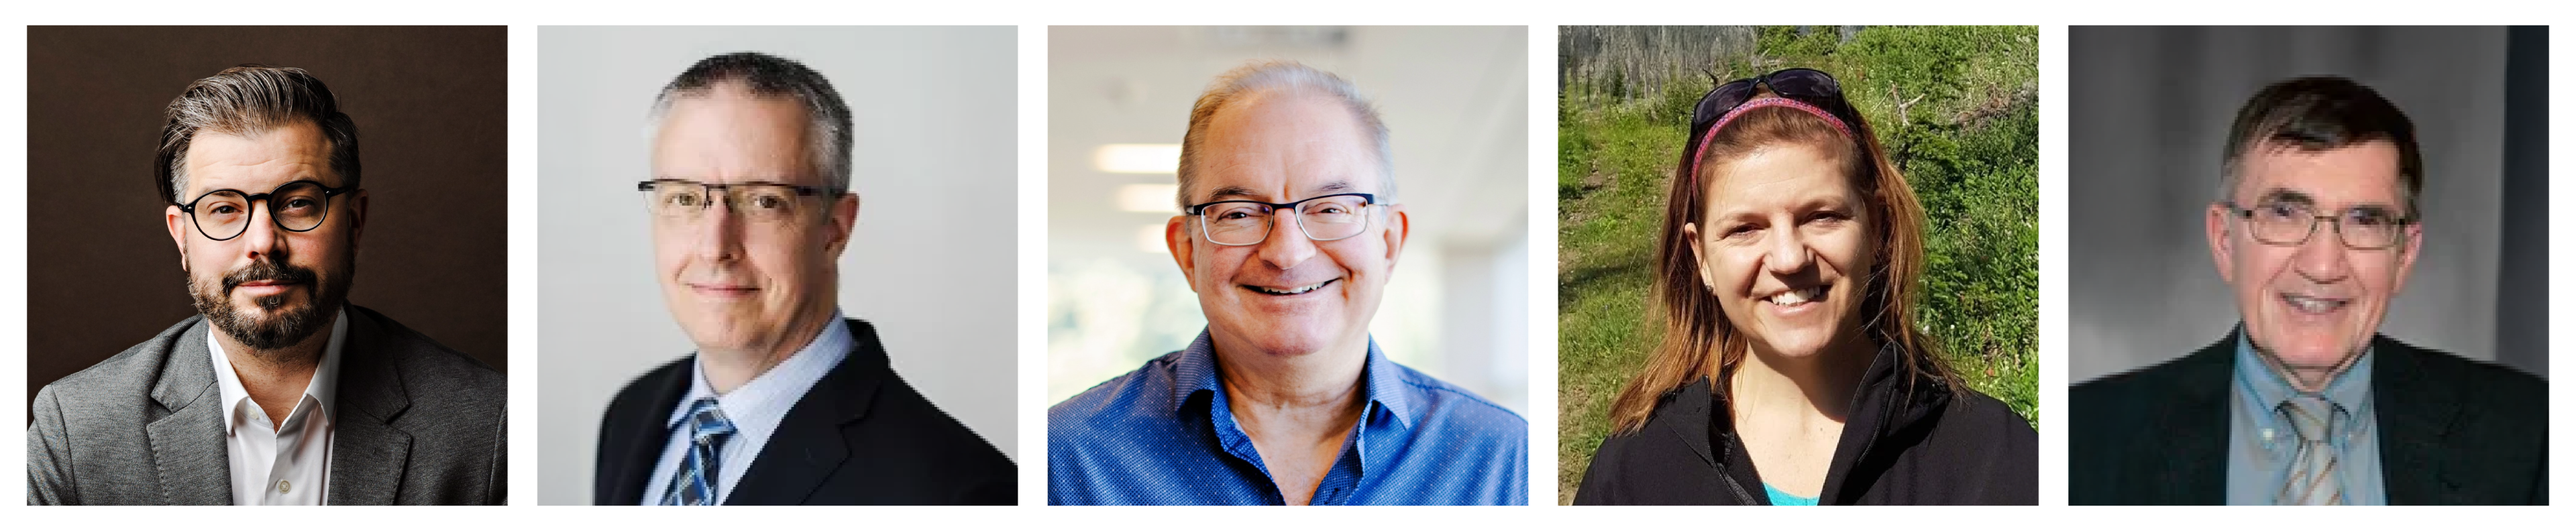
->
<box><xmin>1047</xmin><ymin>25</ymin><xmax>1532</xmax><ymax>415</ymax></box>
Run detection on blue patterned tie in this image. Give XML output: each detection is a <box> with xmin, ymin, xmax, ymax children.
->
<box><xmin>659</xmin><ymin>398</ymin><xmax>737</xmax><ymax>506</ymax></box>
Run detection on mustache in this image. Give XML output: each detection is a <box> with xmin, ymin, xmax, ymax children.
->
<box><xmin>221</xmin><ymin>259</ymin><xmax>319</xmax><ymax>295</ymax></box>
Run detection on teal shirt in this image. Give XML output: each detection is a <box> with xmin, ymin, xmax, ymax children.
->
<box><xmin>1763</xmin><ymin>483</ymin><xmax>1819</xmax><ymax>506</ymax></box>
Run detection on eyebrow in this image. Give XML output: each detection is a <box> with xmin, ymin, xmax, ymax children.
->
<box><xmin>2253</xmin><ymin>188</ymin><xmax>2315</xmax><ymax>206</ymax></box>
<box><xmin>1199</xmin><ymin>180</ymin><xmax>1358</xmax><ymax>203</ymax></box>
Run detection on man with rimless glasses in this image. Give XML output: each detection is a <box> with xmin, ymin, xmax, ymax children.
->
<box><xmin>28</xmin><ymin>66</ymin><xmax>505</xmax><ymax>505</ymax></box>
<box><xmin>2072</xmin><ymin>76</ymin><xmax>2546</xmax><ymax>505</ymax></box>
<box><xmin>1049</xmin><ymin>61</ymin><xmax>1527</xmax><ymax>506</ymax></box>
<box><xmin>590</xmin><ymin>52</ymin><xmax>1012</xmax><ymax>506</ymax></box>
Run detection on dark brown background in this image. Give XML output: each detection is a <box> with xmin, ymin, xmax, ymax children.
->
<box><xmin>27</xmin><ymin>26</ymin><xmax>510</xmax><ymax>407</ymax></box>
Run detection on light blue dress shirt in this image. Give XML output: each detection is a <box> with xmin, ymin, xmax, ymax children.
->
<box><xmin>641</xmin><ymin>312</ymin><xmax>852</xmax><ymax>506</ymax></box>
<box><xmin>2226</xmin><ymin>330</ymin><xmax>2385</xmax><ymax>505</ymax></box>
<box><xmin>1049</xmin><ymin>329</ymin><xmax>1527</xmax><ymax>505</ymax></box>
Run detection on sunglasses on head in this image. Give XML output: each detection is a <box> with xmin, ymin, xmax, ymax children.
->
<box><xmin>1682</xmin><ymin>68</ymin><xmax>1860</xmax><ymax>184</ymax></box>
<box><xmin>1691</xmin><ymin>68</ymin><xmax>1849</xmax><ymax>133</ymax></box>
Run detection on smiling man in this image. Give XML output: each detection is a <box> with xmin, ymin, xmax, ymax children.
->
<box><xmin>1049</xmin><ymin>61</ymin><xmax>1527</xmax><ymax>506</ymax></box>
<box><xmin>27</xmin><ymin>66</ymin><xmax>506</xmax><ymax>505</ymax></box>
<box><xmin>2070</xmin><ymin>76</ymin><xmax>2546</xmax><ymax>505</ymax></box>
<box><xmin>589</xmin><ymin>52</ymin><xmax>1013</xmax><ymax>506</ymax></box>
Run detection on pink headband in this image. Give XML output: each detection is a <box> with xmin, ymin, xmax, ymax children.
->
<box><xmin>1683</xmin><ymin>97</ymin><xmax>1857</xmax><ymax>184</ymax></box>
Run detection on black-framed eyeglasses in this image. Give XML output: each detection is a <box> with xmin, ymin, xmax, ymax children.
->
<box><xmin>637</xmin><ymin>178</ymin><xmax>836</xmax><ymax>223</ymax></box>
<box><xmin>174</xmin><ymin>180</ymin><xmax>356</xmax><ymax>241</ymax></box>
<box><xmin>1185</xmin><ymin>192</ymin><xmax>1379</xmax><ymax>246</ymax></box>
<box><xmin>2220</xmin><ymin>200</ymin><xmax>2416</xmax><ymax>250</ymax></box>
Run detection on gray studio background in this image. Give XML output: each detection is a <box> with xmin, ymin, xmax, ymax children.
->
<box><xmin>2069</xmin><ymin>26</ymin><xmax>2547</xmax><ymax>383</ymax></box>
<box><xmin>535</xmin><ymin>26</ymin><xmax>1017</xmax><ymax>505</ymax></box>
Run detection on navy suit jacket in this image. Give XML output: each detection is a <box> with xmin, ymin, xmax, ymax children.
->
<box><xmin>592</xmin><ymin>318</ymin><xmax>1015</xmax><ymax>505</ymax></box>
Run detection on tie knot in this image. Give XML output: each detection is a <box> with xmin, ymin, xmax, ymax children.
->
<box><xmin>685</xmin><ymin>398</ymin><xmax>737</xmax><ymax>441</ymax></box>
<box><xmin>2276</xmin><ymin>396</ymin><xmax>2340</xmax><ymax>443</ymax></box>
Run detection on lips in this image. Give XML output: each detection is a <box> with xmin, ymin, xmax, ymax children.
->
<box><xmin>687</xmin><ymin>282</ymin><xmax>759</xmax><ymax>298</ymax></box>
<box><xmin>2279</xmin><ymin>293</ymin><xmax>2350</xmax><ymax>315</ymax></box>
<box><xmin>1764</xmin><ymin>285</ymin><xmax>1826</xmax><ymax>306</ymax></box>
<box><xmin>1244</xmin><ymin>278</ymin><xmax>1336</xmax><ymax>296</ymax></box>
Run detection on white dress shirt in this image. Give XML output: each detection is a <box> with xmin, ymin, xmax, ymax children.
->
<box><xmin>209</xmin><ymin>307</ymin><xmax>347</xmax><ymax>506</ymax></box>
<box><xmin>641</xmin><ymin>312</ymin><xmax>851</xmax><ymax>506</ymax></box>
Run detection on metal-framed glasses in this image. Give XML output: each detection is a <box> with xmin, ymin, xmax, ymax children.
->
<box><xmin>174</xmin><ymin>180</ymin><xmax>356</xmax><ymax>241</ymax></box>
<box><xmin>2221</xmin><ymin>200</ymin><xmax>2416</xmax><ymax>250</ymax></box>
<box><xmin>1186</xmin><ymin>192</ymin><xmax>1379</xmax><ymax>246</ymax></box>
<box><xmin>638</xmin><ymin>178</ymin><xmax>833</xmax><ymax>223</ymax></box>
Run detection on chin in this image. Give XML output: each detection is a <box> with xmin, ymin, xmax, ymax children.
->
<box><xmin>2255</xmin><ymin>329</ymin><xmax>2365</xmax><ymax>369</ymax></box>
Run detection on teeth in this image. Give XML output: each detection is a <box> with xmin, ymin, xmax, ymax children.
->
<box><xmin>1253</xmin><ymin>281</ymin><xmax>1329</xmax><ymax>295</ymax></box>
<box><xmin>1768</xmin><ymin>286</ymin><xmax>1822</xmax><ymax>305</ymax></box>
<box><xmin>2282</xmin><ymin>294</ymin><xmax>2346</xmax><ymax>313</ymax></box>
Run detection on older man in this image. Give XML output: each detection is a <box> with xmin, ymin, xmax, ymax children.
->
<box><xmin>27</xmin><ymin>66</ymin><xmax>506</xmax><ymax>505</ymax></box>
<box><xmin>590</xmin><ymin>52</ymin><xmax>1014</xmax><ymax>506</ymax></box>
<box><xmin>2070</xmin><ymin>76</ymin><xmax>2547</xmax><ymax>505</ymax></box>
<box><xmin>1049</xmin><ymin>60</ymin><xmax>1527</xmax><ymax>506</ymax></box>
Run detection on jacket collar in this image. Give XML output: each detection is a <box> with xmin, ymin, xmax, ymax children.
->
<box><xmin>1669</xmin><ymin>340</ymin><xmax>1955</xmax><ymax>505</ymax></box>
<box><xmin>143</xmin><ymin>304</ymin><xmax>419</xmax><ymax>506</ymax></box>
<box><xmin>725</xmin><ymin>318</ymin><xmax>890</xmax><ymax>505</ymax></box>
<box><xmin>2369</xmin><ymin>334</ymin><xmax>2467</xmax><ymax>504</ymax></box>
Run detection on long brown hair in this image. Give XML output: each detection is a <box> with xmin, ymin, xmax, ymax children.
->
<box><xmin>1606</xmin><ymin>85</ymin><xmax>1960</xmax><ymax>434</ymax></box>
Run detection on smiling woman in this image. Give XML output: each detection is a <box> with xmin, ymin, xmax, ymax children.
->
<box><xmin>1570</xmin><ymin>64</ymin><xmax>2036</xmax><ymax>506</ymax></box>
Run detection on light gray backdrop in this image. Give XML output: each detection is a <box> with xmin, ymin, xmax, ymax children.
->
<box><xmin>536</xmin><ymin>26</ymin><xmax>1018</xmax><ymax>505</ymax></box>
<box><xmin>2069</xmin><ymin>26</ymin><xmax>2547</xmax><ymax>383</ymax></box>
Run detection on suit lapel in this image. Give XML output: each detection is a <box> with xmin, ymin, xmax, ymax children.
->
<box><xmin>327</xmin><ymin>308</ymin><xmax>415</xmax><ymax>506</ymax></box>
<box><xmin>2372</xmin><ymin>337</ymin><xmax>2463</xmax><ymax>505</ymax></box>
<box><xmin>2151</xmin><ymin>333</ymin><xmax>2235</xmax><ymax>505</ymax></box>
<box><xmin>600</xmin><ymin>362</ymin><xmax>690</xmax><ymax>505</ymax></box>
<box><xmin>146</xmin><ymin>318</ymin><xmax>233</xmax><ymax>505</ymax></box>
<box><xmin>726</xmin><ymin>319</ymin><xmax>882</xmax><ymax>505</ymax></box>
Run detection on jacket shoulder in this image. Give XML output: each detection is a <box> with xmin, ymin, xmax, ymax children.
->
<box><xmin>603</xmin><ymin>357</ymin><xmax>693</xmax><ymax>426</ymax></box>
<box><xmin>1574</xmin><ymin>383</ymin><xmax>1717</xmax><ymax>505</ymax></box>
<box><xmin>38</xmin><ymin>316</ymin><xmax>203</xmax><ymax>402</ymax></box>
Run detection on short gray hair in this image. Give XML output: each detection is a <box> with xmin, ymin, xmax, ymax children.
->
<box><xmin>651</xmin><ymin>52</ymin><xmax>853</xmax><ymax>193</ymax></box>
<box><xmin>1176</xmin><ymin>60</ymin><xmax>1395</xmax><ymax>209</ymax></box>
<box><xmin>156</xmin><ymin>65</ymin><xmax>361</xmax><ymax>203</ymax></box>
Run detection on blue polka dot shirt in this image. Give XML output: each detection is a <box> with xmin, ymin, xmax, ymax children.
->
<box><xmin>1049</xmin><ymin>330</ymin><xmax>1528</xmax><ymax>505</ymax></box>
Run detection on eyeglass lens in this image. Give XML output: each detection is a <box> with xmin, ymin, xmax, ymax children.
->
<box><xmin>644</xmin><ymin>182</ymin><xmax>810</xmax><ymax>222</ymax></box>
<box><xmin>1200</xmin><ymin>195</ymin><xmax>1372</xmax><ymax>245</ymax></box>
<box><xmin>191</xmin><ymin>182</ymin><xmax>333</xmax><ymax>239</ymax></box>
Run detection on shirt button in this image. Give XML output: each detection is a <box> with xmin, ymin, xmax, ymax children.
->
<box><xmin>278</xmin><ymin>480</ymin><xmax>291</xmax><ymax>493</ymax></box>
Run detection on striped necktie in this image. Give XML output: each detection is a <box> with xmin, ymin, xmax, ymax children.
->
<box><xmin>2275</xmin><ymin>396</ymin><xmax>2345</xmax><ymax>506</ymax></box>
<box><xmin>660</xmin><ymin>398</ymin><xmax>737</xmax><ymax>506</ymax></box>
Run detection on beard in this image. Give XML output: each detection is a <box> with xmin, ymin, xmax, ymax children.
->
<box><xmin>186</xmin><ymin>253</ymin><xmax>355</xmax><ymax>352</ymax></box>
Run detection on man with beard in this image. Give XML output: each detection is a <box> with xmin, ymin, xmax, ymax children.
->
<box><xmin>27</xmin><ymin>66</ymin><xmax>506</xmax><ymax>506</ymax></box>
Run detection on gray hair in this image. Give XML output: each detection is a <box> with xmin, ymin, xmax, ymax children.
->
<box><xmin>156</xmin><ymin>65</ymin><xmax>362</xmax><ymax>203</ymax></box>
<box><xmin>1176</xmin><ymin>60</ymin><xmax>1395</xmax><ymax>209</ymax></box>
<box><xmin>651</xmin><ymin>52</ymin><xmax>853</xmax><ymax>193</ymax></box>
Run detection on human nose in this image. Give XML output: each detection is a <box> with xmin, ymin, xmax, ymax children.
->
<box><xmin>234</xmin><ymin>200</ymin><xmax>288</xmax><ymax>260</ymax></box>
<box><xmin>690</xmin><ymin>192</ymin><xmax>745</xmax><ymax>263</ymax></box>
<box><xmin>2291</xmin><ymin>217</ymin><xmax>2353</xmax><ymax>282</ymax></box>
<box><xmin>1764</xmin><ymin>221</ymin><xmax>1813</xmax><ymax>276</ymax></box>
<box><xmin>1254</xmin><ymin>213</ymin><xmax>1319</xmax><ymax>270</ymax></box>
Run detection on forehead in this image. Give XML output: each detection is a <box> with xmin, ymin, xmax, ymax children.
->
<box><xmin>2233</xmin><ymin>139</ymin><xmax>2405</xmax><ymax>206</ymax></box>
<box><xmin>183</xmin><ymin>119</ymin><xmax>333</xmax><ymax>196</ymax></box>
<box><xmin>1703</xmin><ymin>143</ymin><xmax>1856</xmax><ymax>207</ymax></box>
<box><xmin>1187</xmin><ymin>91</ymin><xmax>1379</xmax><ymax>201</ymax></box>
<box><xmin>653</xmin><ymin>86</ymin><xmax>818</xmax><ymax>186</ymax></box>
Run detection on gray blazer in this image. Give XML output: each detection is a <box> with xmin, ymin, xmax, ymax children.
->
<box><xmin>27</xmin><ymin>304</ymin><xmax>507</xmax><ymax>505</ymax></box>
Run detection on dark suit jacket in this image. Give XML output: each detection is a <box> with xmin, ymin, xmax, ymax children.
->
<box><xmin>592</xmin><ymin>318</ymin><xmax>1016</xmax><ymax>505</ymax></box>
<box><xmin>2071</xmin><ymin>329</ymin><xmax>2548</xmax><ymax>505</ymax></box>
<box><xmin>27</xmin><ymin>305</ymin><xmax>508</xmax><ymax>505</ymax></box>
